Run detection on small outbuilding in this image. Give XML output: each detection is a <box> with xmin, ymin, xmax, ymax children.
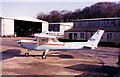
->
<box><xmin>49</xmin><ymin>22</ymin><xmax>73</xmax><ymax>33</ymax></box>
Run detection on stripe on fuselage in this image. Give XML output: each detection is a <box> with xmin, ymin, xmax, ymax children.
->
<box><xmin>20</xmin><ymin>42</ymin><xmax>64</xmax><ymax>46</ymax></box>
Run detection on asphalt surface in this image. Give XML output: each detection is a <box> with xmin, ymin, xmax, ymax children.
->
<box><xmin>1</xmin><ymin>37</ymin><xmax>120</xmax><ymax>76</ymax></box>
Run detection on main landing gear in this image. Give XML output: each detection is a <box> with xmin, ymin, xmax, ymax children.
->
<box><xmin>25</xmin><ymin>49</ymin><xmax>30</xmax><ymax>57</ymax></box>
<box><xmin>42</xmin><ymin>50</ymin><xmax>49</xmax><ymax>59</ymax></box>
<box><xmin>24</xmin><ymin>49</ymin><xmax>49</xmax><ymax>59</ymax></box>
<box><xmin>25</xmin><ymin>53</ymin><xmax>29</xmax><ymax>57</ymax></box>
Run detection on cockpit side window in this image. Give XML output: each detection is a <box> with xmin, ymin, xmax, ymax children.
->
<box><xmin>41</xmin><ymin>39</ymin><xmax>48</xmax><ymax>42</ymax></box>
<box><xmin>33</xmin><ymin>37</ymin><xmax>48</xmax><ymax>43</ymax></box>
<box><xmin>37</xmin><ymin>38</ymin><xmax>48</xmax><ymax>43</ymax></box>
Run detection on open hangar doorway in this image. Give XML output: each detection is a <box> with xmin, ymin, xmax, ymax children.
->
<box><xmin>14</xmin><ymin>20</ymin><xmax>42</xmax><ymax>37</ymax></box>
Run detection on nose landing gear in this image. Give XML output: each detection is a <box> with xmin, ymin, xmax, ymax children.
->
<box><xmin>42</xmin><ymin>50</ymin><xmax>49</xmax><ymax>59</ymax></box>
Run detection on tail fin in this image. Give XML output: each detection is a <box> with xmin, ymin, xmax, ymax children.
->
<box><xmin>87</xmin><ymin>30</ymin><xmax>104</xmax><ymax>48</ymax></box>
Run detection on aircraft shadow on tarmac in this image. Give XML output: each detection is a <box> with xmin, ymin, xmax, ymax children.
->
<box><xmin>1</xmin><ymin>49</ymin><xmax>21</xmax><ymax>61</ymax></box>
<box><xmin>66</xmin><ymin>64</ymin><xmax>120</xmax><ymax>77</ymax></box>
<box><xmin>1</xmin><ymin>49</ymin><xmax>74</xmax><ymax>60</ymax></box>
<box><xmin>16</xmin><ymin>54</ymin><xmax>74</xmax><ymax>59</ymax></box>
<box><xmin>58</xmin><ymin>54</ymin><xmax>74</xmax><ymax>58</ymax></box>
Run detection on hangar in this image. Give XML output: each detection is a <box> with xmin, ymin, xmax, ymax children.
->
<box><xmin>0</xmin><ymin>17</ymin><xmax>48</xmax><ymax>37</ymax></box>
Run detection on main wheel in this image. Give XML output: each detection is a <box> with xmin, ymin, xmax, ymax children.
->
<box><xmin>25</xmin><ymin>53</ymin><xmax>29</xmax><ymax>57</ymax></box>
<box><xmin>42</xmin><ymin>52</ymin><xmax>46</xmax><ymax>59</ymax></box>
<box><xmin>42</xmin><ymin>55</ymin><xmax>47</xmax><ymax>59</ymax></box>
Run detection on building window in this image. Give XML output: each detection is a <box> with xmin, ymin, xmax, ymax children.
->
<box><xmin>49</xmin><ymin>24</ymin><xmax>60</xmax><ymax>32</ymax></box>
<box><xmin>69</xmin><ymin>33</ymin><xmax>72</xmax><ymax>39</ymax></box>
<box><xmin>74</xmin><ymin>33</ymin><xmax>77</xmax><ymax>40</ymax></box>
<box><xmin>91</xmin><ymin>33</ymin><xmax>93</xmax><ymax>37</ymax></box>
<box><xmin>107</xmin><ymin>33</ymin><xmax>112</xmax><ymax>40</ymax></box>
<box><xmin>115</xmin><ymin>20</ymin><xmax>120</xmax><ymax>26</ymax></box>
<box><xmin>80</xmin><ymin>33</ymin><xmax>84</xmax><ymax>38</ymax></box>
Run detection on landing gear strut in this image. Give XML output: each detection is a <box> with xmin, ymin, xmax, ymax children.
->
<box><xmin>42</xmin><ymin>50</ymin><xmax>49</xmax><ymax>59</ymax></box>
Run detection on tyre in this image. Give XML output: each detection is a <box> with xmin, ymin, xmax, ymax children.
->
<box><xmin>42</xmin><ymin>55</ymin><xmax>46</xmax><ymax>59</ymax></box>
<box><xmin>25</xmin><ymin>53</ymin><xmax>29</xmax><ymax>57</ymax></box>
<box><xmin>42</xmin><ymin>52</ymin><xmax>46</xmax><ymax>59</ymax></box>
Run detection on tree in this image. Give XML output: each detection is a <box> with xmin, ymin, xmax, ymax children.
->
<box><xmin>80</xmin><ymin>7</ymin><xmax>92</xmax><ymax>18</ymax></box>
<box><xmin>72</xmin><ymin>9</ymin><xmax>82</xmax><ymax>19</ymax></box>
<box><xmin>116</xmin><ymin>2</ymin><xmax>120</xmax><ymax>17</ymax></box>
<box><xmin>81</xmin><ymin>2</ymin><xmax>118</xmax><ymax>18</ymax></box>
<box><xmin>36</xmin><ymin>2</ymin><xmax>120</xmax><ymax>22</ymax></box>
<box><xmin>92</xmin><ymin>2</ymin><xmax>118</xmax><ymax>17</ymax></box>
<box><xmin>48</xmin><ymin>10</ymin><xmax>62</xmax><ymax>22</ymax></box>
<box><xmin>36</xmin><ymin>12</ymin><xmax>49</xmax><ymax>21</ymax></box>
<box><xmin>63</xmin><ymin>11</ymin><xmax>73</xmax><ymax>22</ymax></box>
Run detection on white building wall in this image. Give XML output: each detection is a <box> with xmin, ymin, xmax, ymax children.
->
<box><xmin>60</xmin><ymin>25</ymin><xmax>73</xmax><ymax>33</ymax></box>
<box><xmin>42</xmin><ymin>22</ymin><xmax>49</xmax><ymax>32</ymax></box>
<box><xmin>0</xmin><ymin>18</ymin><xmax>2</xmax><ymax>36</ymax></box>
<box><xmin>65</xmin><ymin>32</ymin><xmax>87</xmax><ymax>40</ymax></box>
<box><xmin>60</xmin><ymin>25</ymin><xmax>70</xmax><ymax>33</ymax></box>
<box><xmin>3</xmin><ymin>19</ymin><xmax>14</xmax><ymax>36</ymax></box>
<box><xmin>0</xmin><ymin>19</ymin><xmax>4</xmax><ymax>36</ymax></box>
<box><xmin>60</xmin><ymin>25</ymin><xmax>65</xmax><ymax>33</ymax></box>
<box><xmin>60</xmin><ymin>23</ymin><xmax>73</xmax><ymax>33</ymax></box>
<box><xmin>65</xmin><ymin>31</ymin><xmax>119</xmax><ymax>42</ymax></box>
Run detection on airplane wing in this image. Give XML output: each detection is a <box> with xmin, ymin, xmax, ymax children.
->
<box><xmin>34</xmin><ymin>34</ymin><xmax>59</xmax><ymax>42</ymax></box>
<box><xmin>34</xmin><ymin>34</ymin><xmax>56</xmax><ymax>38</ymax></box>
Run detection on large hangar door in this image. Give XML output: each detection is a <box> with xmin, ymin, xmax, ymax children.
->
<box><xmin>14</xmin><ymin>20</ymin><xmax>42</xmax><ymax>37</ymax></box>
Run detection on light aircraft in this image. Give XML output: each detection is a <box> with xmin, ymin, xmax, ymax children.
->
<box><xmin>18</xmin><ymin>30</ymin><xmax>104</xmax><ymax>59</ymax></box>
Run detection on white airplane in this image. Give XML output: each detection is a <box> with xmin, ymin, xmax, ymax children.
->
<box><xmin>18</xmin><ymin>30</ymin><xmax>104</xmax><ymax>59</ymax></box>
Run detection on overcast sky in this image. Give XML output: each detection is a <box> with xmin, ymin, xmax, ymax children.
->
<box><xmin>1</xmin><ymin>0</ymin><xmax>120</xmax><ymax>18</ymax></box>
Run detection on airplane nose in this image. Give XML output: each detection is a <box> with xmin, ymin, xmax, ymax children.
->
<box><xmin>17</xmin><ymin>41</ymin><xmax>21</xmax><ymax>44</ymax></box>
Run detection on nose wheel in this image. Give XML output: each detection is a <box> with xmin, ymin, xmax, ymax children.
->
<box><xmin>42</xmin><ymin>50</ymin><xmax>49</xmax><ymax>59</ymax></box>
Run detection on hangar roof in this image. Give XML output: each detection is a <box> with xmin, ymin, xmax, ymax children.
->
<box><xmin>1</xmin><ymin>16</ymin><xmax>48</xmax><ymax>23</ymax></box>
<box><xmin>65</xmin><ymin>26</ymin><xmax>120</xmax><ymax>32</ymax></box>
<box><xmin>49</xmin><ymin>22</ymin><xmax>73</xmax><ymax>26</ymax></box>
<box><xmin>74</xmin><ymin>17</ymin><xmax>120</xmax><ymax>22</ymax></box>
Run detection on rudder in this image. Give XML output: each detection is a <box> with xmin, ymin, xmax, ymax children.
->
<box><xmin>87</xmin><ymin>30</ymin><xmax>104</xmax><ymax>48</ymax></box>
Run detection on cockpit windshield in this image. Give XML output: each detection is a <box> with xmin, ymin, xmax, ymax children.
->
<box><xmin>40</xmin><ymin>39</ymin><xmax>48</xmax><ymax>43</ymax></box>
<box><xmin>33</xmin><ymin>37</ymin><xmax>48</xmax><ymax>43</ymax></box>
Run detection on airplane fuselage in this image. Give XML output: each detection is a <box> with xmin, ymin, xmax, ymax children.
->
<box><xmin>19</xmin><ymin>40</ymin><xmax>92</xmax><ymax>51</ymax></box>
